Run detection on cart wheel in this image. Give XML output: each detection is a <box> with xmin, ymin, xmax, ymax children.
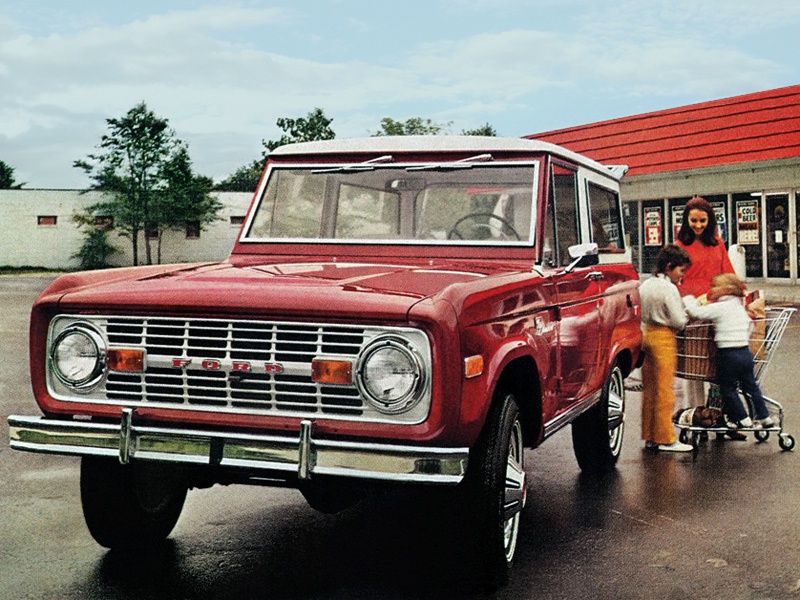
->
<box><xmin>779</xmin><ymin>434</ymin><xmax>796</xmax><ymax>451</ymax></box>
<box><xmin>679</xmin><ymin>430</ymin><xmax>689</xmax><ymax>444</ymax></box>
<box><xmin>754</xmin><ymin>430</ymin><xmax>770</xmax><ymax>443</ymax></box>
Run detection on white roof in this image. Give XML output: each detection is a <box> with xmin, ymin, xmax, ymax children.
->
<box><xmin>269</xmin><ymin>136</ymin><xmax>627</xmax><ymax>179</ymax></box>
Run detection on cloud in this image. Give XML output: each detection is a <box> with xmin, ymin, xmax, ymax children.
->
<box><xmin>2</xmin><ymin>1</ymin><xmax>799</xmax><ymax>188</ymax></box>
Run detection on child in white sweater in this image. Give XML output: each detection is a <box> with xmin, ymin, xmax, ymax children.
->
<box><xmin>683</xmin><ymin>273</ymin><xmax>774</xmax><ymax>429</ymax></box>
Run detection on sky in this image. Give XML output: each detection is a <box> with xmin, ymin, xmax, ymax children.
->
<box><xmin>2</xmin><ymin>0</ymin><xmax>800</xmax><ymax>189</ymax></box>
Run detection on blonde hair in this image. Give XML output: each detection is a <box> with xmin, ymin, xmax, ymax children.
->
<box><xmin>711</xmin><ymin>273</ymin><xmax>746</xmax><ymax>297</ymax></box>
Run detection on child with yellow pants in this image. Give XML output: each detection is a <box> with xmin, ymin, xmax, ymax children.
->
<box><xmin>640</xmin><ymin>245</ymin><xmax>693</xmax><ymax>452</ymax></box>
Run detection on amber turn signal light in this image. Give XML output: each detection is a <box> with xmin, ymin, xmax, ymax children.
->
<box><xmin>107</xmin><ymin>348</ymin><xmax>145</xmax><ymax>372</ymax></box>
<box><xmin>311</xmin><ymin>359</ymin><xmax>353</xmax><ymax>384</ymax></box>
<box><xmin>463</xmin><ymin>354</ymin><xmax>484</xmax><ymax>379</ymax></box>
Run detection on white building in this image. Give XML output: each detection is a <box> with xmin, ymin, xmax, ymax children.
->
<box><xmin>0</xmin><ymin>189</ymin><xmax>253</xmax><ymax>270</ymax></box>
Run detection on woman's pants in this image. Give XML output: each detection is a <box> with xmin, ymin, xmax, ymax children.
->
<box><xmin>641</xmin><ymin>325</ymin><xmax>678</xmax><ymax>445</ymax></box>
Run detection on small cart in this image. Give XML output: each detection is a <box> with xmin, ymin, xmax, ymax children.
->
<box><xmin>675</xmin><ymin>305</ymin><xmax>796</xmax><ymax>455</ymax></box>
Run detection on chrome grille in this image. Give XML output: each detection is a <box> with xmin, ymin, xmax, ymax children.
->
<box><xmin>102</xmin><ymin>318</ymin><xmax>367</xmax><ymax>416</ymax></box>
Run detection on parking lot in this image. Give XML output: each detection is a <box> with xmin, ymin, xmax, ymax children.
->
<box><xmin>2</xmin><ymin>276</ymin><xmax>800</xmax><ymax>599</ymax></box>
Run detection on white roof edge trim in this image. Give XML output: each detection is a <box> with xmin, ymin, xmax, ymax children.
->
<box><xmin>269</xmin><ymin>136</ymin><xmax>621</xmax><ymax>179</ymax></box>
<box><xmin>606</xmin><ymin>165</ymin><xmax>629</xmax><ymax>179</ymax></box>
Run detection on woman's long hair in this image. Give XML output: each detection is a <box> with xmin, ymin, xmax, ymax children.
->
<box><xmin>676</xmin><ymin>196</ymin><xmax>719</xmax><ymax>246</ymax></box>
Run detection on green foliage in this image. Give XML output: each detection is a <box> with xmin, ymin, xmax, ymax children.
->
<box><xmin>214</xmin><ymin>159</ymin><xmax>265</xmax><ymax>192</ymax></box>
<box><xmin>0</xmin><ymin>160</ymin><xmax>23</xmax><ymax>188</ymax></box>
<box><xmin>71</xmin><ymin>227</ymin><xmax>119</xmax><ymax>270</ymax></box>
<box><xmin>263</xmin><ymin>108</ymin><xmax>335</xmax><ymax>153</ymax></box>
<box><xmin>218</xmin><ymin>108</ymin><xmax>335</xmax><ymax>193</ymax></box>
<box><xmin>372</xmin><ymin>117</ymin><xmax>452</xmax><ymax>136</ymax></box>
<box><xmin>74</xmin><ymin>102</ymin><xmax>221</xmax><ymax>265</ymax></box>
<box><xmin>462</xmin><ymin>123</ymin><xmax>498</xmax><ymax>136</ymax></box>
<box><xmin>218</xmin><ymin>110</ymin><xmax>497</xmax><ymax>194</ymax></box>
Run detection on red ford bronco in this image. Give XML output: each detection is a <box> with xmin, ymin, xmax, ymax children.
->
<box><xmin>9</xmin><ymin>136</ymin><xmax>641</xmax><ymax>586</ymax></box>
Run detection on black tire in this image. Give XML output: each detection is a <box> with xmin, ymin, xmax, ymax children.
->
<box><xmin>299</xmin><ymin>478</ymin><xmax>363</xmax><ymax>514</ymax></box>
<box><xmin>80</xmin><ymin>457</ymin><xmax>188</xmax><ymax>550</ymax></box>
<box><xmin>572</xmin><ymin>360</ymin><xmax>625</xmax><ymax>473</ymax></box>
<box><xmin>460</xmin><ymin>391</ymin><xmax>526</xmax><ymax>588</ymax></box>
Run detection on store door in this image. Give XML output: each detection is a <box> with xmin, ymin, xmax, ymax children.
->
<box><xmin>766</xmin><ymin>194</ymin><xmax>790</xmax><ymax>278</ymax></box>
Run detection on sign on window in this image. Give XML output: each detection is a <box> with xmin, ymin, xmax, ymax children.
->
<box><xmin>644</xmin><ymin>207</ymin><xmax>663</xmax><ymax>246</ymax></box>
<box><xmin>737</xmin><ymin>200</ymin><xmax>759</xmax><ymax>245</ymax></box>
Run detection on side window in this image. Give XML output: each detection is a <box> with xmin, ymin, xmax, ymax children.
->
<box><xmin>543</xmin><ymin>164</ymin><xmax>579</xmax><ymax>267</ymax></box>
<box><xmin>588</xmin><ymin>182</ymin><xmax>625</xmax><ymax>252</ymax></box>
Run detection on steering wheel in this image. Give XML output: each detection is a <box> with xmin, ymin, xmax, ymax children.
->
<box><xmin>447</xmin><ymin>212</ymin><xmax>521</xmax><ymax>241</ymax></box>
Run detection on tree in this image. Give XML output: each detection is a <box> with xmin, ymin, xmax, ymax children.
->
<box><xmin>214</xmin><ymin>159</ymin><xmax>265</xmax><ymax>192</ymax></box>
<box><xmin>152</xmin><ymin>145</ymin><xmax>222</xmax><ymax>264</ymax></box>
<box><xmin>74</xmin><ymin>102</ymin><xmax>220</xmax><ymax>266</ymax></box>
<box><xmin>0</xmin><ymin>160</ymin><xmax>23</xmax><ymax>189</ymax></box>
<box><xmin>462</xmin><ymin>123</ymin><xmax>497</xmax><ymax>136</ymax></box>
<box><xmin>216</xmin><ymin>108</ymin><xmax>335</xmax><ymax>193</ymax></box>
<box><xmin>372</xmin><ymin>117</ymin><xmax>452</xmax><ymax>136</ymax></box>
<box><xmin>71</xmin><ymin>211</ymin><xmax>119</xmax><ymax>270</ymax></box>
<box><xmin>263</xmin><ymin>107</ymin><xmax>335</xmax><ymax>152</ymax></box>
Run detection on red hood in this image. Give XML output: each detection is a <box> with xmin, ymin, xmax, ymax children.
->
<box><xmin>39</xmin><ymin>259</ymin><xmax>521</xmax><ymax>321</ymax></box>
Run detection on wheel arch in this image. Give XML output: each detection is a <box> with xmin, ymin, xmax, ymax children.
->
<box><xmin>493</xmin><ymin>356</ymin><xmax>542</xmax><ymax>448</ymax></box>
<box><xmin>611</xmin><ymin>347</ymin><xmax>634</xmax><ymax>380</ymax></box>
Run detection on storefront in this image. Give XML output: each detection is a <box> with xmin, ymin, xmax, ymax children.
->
<box><xmin>529</xmin><ymin>84</ymin><xmax>800</xmax><ymax>285</ymax></box>
<box><xmin>626</xmin><ymin>191</ymin><xmax>800</xmax><ymax>281</ymax></box>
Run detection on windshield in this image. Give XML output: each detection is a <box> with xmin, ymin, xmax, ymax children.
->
<box><xmin>242</xmin><ymin>163</ymin><xmax>538</xmax><ymax>245</ymax></box>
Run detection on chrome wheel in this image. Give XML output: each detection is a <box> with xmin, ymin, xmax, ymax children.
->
<box><xmin>503</xmin><ymin>418</ymin><xmax>526</xmax><ymax>562</ymax></box>
<box><xmin>607</xmin><ymin>366</ymin><xmax>625</xmax><ymax>458</ymax></box>
<box><xmin>572</xmin><ymin>360</ymin><xmax>626</xmax><ymax>473</ymax></box>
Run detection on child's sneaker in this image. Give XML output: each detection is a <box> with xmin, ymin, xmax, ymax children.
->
<box><xmin>657</xmin><ymin>441</ymin><xmax>693</xmax><ymax>452</ymax></box>
<box><xmin>726</xmin><ymin>417</ymin><xmax>753</xmax><ymax>429</ymax></box>
<box><xmin>756</xmin><ymin>416</ymin><xmax>776</xmax><ymax>428</ymax></box>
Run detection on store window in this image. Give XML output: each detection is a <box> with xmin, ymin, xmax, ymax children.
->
<box><xmin>641</xmin><ymin>200</ymin><xmax>665</xmax><ymax>274</ymax></box>
<box><xmin>732</xmin><ymin>192</ymin><xmax>762</xmax><ymax>278</ymax></box>
<box><xmin>668</xmin><ymin>197</ymin><xmax>691</xmax><ymax>243</ymax></box>
<box><xmin>766</xmin><ymin>194</ymin><xmax>790</xmax><ymax>278</ymax></box>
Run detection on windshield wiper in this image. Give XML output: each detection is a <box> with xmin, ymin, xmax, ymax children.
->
<box><xmin>406</xmin><ymin>153</ymin><xmax>493</xmax><ymax>171</ymax></box>
<box><xmin>312</xmin><ymin>155</ymin><xmax>394</xmax><ymax>174</ymax></box>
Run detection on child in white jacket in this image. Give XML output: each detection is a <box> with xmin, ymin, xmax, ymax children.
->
<box><xmin>683</xmin><ymin>273</ymin><xmax>774</xmax><ymax>429</ymax></box>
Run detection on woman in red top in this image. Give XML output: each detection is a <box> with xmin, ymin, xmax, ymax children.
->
<box><xmin>676</xmin><ymin>196</ymin><xmax>735</xmax><ymax>298</ymax></box>
<box><xmin>675</xmin><ymin>196</ymin><xmax>738</xmax><ymax>433</ymax></box>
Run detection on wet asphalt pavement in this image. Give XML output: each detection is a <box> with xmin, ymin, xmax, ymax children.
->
<box><xmin>2</xmin><ymin>276</ymin><xmax>800</xmax><ymax>600</ymax></box>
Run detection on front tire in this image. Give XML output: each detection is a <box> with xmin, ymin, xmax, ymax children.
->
<box><xmin>461</xmin><ymin>391</ymin><xmax>526</xmax><ymax>588</ymax></box>
<box><xmin>572</xmin><ymin>360</ymin><xmax>625</xmax><ymax>473</ymax></box>
<box><xmin>80</xmin><ymin>457</ymin><xmax>187</xmax><ymax>550</ymax></box>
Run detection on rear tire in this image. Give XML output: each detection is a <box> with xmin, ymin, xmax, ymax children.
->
<box><xmin>572</xmin><ymin>360</ymin><xmax>625</xmax><ymax>473</ymax></box>
<box><xmin>81</xmin><ymin>457</ymin><xmax>187</xmax><ymax>550</ymax></box>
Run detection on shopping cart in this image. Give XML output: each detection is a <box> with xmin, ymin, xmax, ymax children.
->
<box><xmin>674</xmin><ymin>305</ymin><xmax>796</xmax><ymax>455</ymax></box>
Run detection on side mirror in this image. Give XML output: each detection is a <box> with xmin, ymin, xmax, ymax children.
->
<box><xmin>564</xmin><ymin>243</ymin><xmax>599</xmax><ymax>273</ymax></box>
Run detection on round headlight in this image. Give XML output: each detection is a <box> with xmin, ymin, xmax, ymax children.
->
<box><xmin>51</xmin><ymin>326</ymin><xmax>106</xmax><ymax>389</ymax></box>
<box><xmin>356</xmin><ymin>336</ymin><xmax>424</xmax><ymax>414</ymax></box>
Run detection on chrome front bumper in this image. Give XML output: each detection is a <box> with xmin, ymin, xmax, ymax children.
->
<box><xmin>8</xmin><ymin>410</ymin><xmax>468</xmax><ymax>485</ymax></box>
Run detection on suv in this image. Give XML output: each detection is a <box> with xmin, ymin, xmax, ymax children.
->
<box><xmin>9</xmin><ymin>136</ymin><xmax>641</xmax><ymax>585</ymax></box>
